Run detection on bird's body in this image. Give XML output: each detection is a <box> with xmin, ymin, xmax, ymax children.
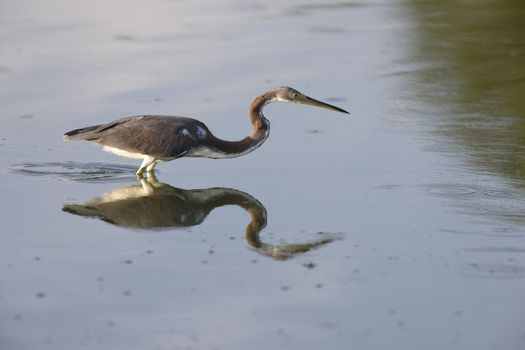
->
<box><xmin>64</xmin><ymin>87</ymin><xmax>348</xmax><ymax>177</ymax></box>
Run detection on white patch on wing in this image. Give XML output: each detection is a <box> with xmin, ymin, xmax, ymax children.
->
<box><xmin>102</xmin><ymin>146</ymin><xmax>146</xmax><ymax>159</ymax></box>
<box><xmin>196</xmin><ymin>126</ymin><xmax>207</xmax><ymax>139</ymax></box>
<box><xmin>180</xmin><ymin>128</ymin><xmax>195</xmax><ymax>141</ymax></box>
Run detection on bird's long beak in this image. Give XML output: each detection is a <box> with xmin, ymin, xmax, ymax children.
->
<box><xmin>298</xmin><ymin>94</ymin><xmax>349</xmax><ymax>114</ymax></box>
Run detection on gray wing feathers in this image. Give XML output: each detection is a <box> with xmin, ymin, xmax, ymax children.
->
<box><xmin>63</xmin><ymin>124</ymin><xmax>103</xmax><ymax>140</ymax></box>
<box><xmin>63</xmin><ymin>116</ymin><xmax>137</xmax><ymax>141</ymax></box>
<box><xmin>65</xmin><ymin>115</ymin><xmax>207</xmax><ymax>158</ymax></box>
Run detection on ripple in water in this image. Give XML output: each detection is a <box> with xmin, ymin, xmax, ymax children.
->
<box><xmin>462</xmin><ymin>262</ymin><xmax>525</xmax><ymax>280</ymax></box>
<box><xmin>421</xmin><ymin>183</ymin><xmax>479</xmax><ymax>196</ymax></box>
<box><xmin>9</xmin><ymin>162</ymin><xmax>138</xmax><ymax>182</ymax></box>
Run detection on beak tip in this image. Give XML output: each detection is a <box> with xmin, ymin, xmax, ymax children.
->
<box><xmin>301</xmin><ymin>94</ymin><xmax>350</xmax><ymax>115</ymax></box>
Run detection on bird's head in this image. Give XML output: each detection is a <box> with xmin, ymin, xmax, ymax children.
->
<box><xmin>270</xmin><ymin>86</ymin><xmax>349</xmax><ymax>114</ymax></box>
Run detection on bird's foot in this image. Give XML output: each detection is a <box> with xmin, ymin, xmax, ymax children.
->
<box><xmin>136</xmin><ymin>168</ymin><xmax>145</xmax><ymax>179</ymax></box>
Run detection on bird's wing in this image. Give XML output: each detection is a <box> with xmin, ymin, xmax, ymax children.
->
<box><xmin>91</xmin><ymin>115</ymin><xmax>207</xmax><ymax>158</ymax></box>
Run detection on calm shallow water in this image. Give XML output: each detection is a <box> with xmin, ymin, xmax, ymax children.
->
<box><xmin>1</xmin><ymin>1</ymin><xmax>525</xmax><ymax>349</ymax></box>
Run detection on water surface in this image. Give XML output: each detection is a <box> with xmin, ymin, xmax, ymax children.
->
<box><xmin>1</xmin><ymin>1</ymin><xmax>525</xmax><ymax>350</ymax></box>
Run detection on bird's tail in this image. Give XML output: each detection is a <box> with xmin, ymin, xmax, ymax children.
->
<box><xmin>62</xmin><ymin>204</ymin><xmax>98</xmax><ymax>217</ymax></box>
<box><xmin>63</xmin><ymin>125</ymin><xmax>101</xmax><ymax>141</ymax></box>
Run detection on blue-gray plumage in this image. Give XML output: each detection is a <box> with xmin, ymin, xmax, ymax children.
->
<box><xmin>64</xmin><ymin>86</ymin><xmax>349</xmax><ymax>177</ymax></box>
<box><xmin>65</xmin><ymin>116</ymin><xmax>206</xmax><ymax>158</ymax></box>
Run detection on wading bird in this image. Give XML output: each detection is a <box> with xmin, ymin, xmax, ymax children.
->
<box><xmin>64</xmin><ymin>86</ymin><xmax>348</xmax><ymax>177</ymax></box>
<box><xmin>63</xmin><ymin>174</ymin><xmax>342</xmax><ymax>259</ymax></box>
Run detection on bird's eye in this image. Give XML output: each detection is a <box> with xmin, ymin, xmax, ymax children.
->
<box><xmin>291</xmin><ymin>93</ymin><xmax>298</xmax><ymax>99</ymax></box>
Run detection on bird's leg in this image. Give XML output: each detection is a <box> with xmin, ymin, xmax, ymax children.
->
<box><xmin>138</xmin><ymin>169</ymin><xmax>161</xmax><ymax>194</ymax></box>
<box><xmin>136</xmin><ymin>156</ymin><xmax>157</xmax><ymax>178</ymax></box>
<box><xmin>146</xmin><ymin>169</ymin><xmax>161</xmax><ymax>185</ymax></box>
<box><xmin>146</xmin><ymin>161</ymin><xmax>158</xmax><ymax>173</ymax></box>
<box><xmin>138</xmin><ymin>177</ymin><xmax>155</xmax><ymax>194</ymax></box>
<box><xmin>146</xmin><ymin>160</ymin><xmax>159</xmax><ymax>178</ymax></box>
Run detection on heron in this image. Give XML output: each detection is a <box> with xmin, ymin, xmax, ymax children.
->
<box><xmin>63</xmin><ymin>174</ymin><xmax>343</xmax><ymax>259</ymax></box>
<box><xmin>64</xmin><ymin>86</ymin><xmax>349</xmax><ymax>177</ymax></box>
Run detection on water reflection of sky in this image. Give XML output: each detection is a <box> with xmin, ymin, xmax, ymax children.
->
<box><xmin>1</xmin><ymin>1</ymin><xmax>525</xmax><ymax>350</ymax></box>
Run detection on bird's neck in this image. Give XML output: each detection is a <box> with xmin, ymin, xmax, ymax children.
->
<box><xmin>204</xmin><ymin>98</ymin><xmax>270</xmax><ymax>159</ymax></box>
<box><xmin>249</xmin><ymin>94</ymin><xmax>272</xmax><ymax>133</ymax></box>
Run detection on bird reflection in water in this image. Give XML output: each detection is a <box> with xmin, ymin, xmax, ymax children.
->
<box><xmin>62</xmin><ymin>174</ymin><xmax>341</xmax><ymax>260</ymax></box>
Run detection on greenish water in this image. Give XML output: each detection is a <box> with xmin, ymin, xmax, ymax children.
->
<box><xmin>404</xmin><ymin>1</ymin><xmax>525</xmax><ymax>185</ymax></box>
<box><xmin>391</xmin><ymin>1</ymin><xmax>525</xmax><ymax>225</ymax></box>
<box><xmin>1</xmin><ymin>1</ymin><xmax>525</xmax><ymax>350</ymax></box>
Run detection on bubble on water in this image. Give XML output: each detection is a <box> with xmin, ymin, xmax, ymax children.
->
<box><xmin>303</xmin><ymin>262</ymin><xmax>316</xmax><ymax>269</ymax></box>
<box><xmin>114</xmin><ymin>34</ymin><xmax>135</xmax><ymax>41</ymax></box>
